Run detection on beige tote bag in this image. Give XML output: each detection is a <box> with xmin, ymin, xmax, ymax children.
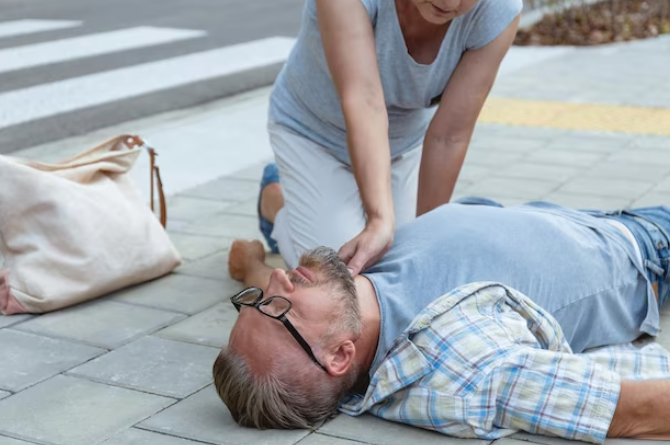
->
<box><xmin>0</xmin><ymin>135</ymin><xmax>181</xmax><ymax>315</ymax></box>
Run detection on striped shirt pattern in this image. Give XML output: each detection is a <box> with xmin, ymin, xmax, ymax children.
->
<box><xmin>340</xmin><ymin>282</ymin><xmax>670</xmax><ymax>444</ymax></box>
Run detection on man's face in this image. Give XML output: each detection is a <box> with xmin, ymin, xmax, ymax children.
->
<box><xmin>228</xmin><ymin>248</ymin><xmax>359</xmax><ymax>374</ymax></box>
<box><xmin>408</xmin><ymin>0</ymin><xmax>479</xmax><ymax>25</ymax></box>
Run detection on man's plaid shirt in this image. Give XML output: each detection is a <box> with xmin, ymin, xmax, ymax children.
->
<box><xmin>340</xmin><ymin>282</ymin><xmax>670</xmax><ymax>444</ymax></box>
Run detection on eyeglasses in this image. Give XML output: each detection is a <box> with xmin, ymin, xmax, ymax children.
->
<box><xmin>231</xmin><ymin>287</ymin><xmax>327</xmax><ymax>372</ymax></box>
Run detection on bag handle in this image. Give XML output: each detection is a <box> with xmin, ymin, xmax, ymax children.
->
<box><xmin>122</xmin><ymin>136</ymin><xmax>167</xmax><ymax>228</ymax></box>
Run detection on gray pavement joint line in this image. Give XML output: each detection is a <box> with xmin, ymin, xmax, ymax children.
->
<box><xmin>177</xmin><ymin>193</ymin><xmax>248</xmax><ymax>204</ymax></box>
<box><xmin>110</xmin><ymin>296</ymin><xmax>227</xmax><ymax>316</ymax></box>
<box><xmin>63</xmin><ymin>369</ymin><xmax>190</xmax><ymax>400</ymax></box>
<box><xmin>0</xmin><ymin>430</ymin><xmax>56</xmax><ymax>445</ymax></box>
<box><xmin>126</xmin><ymin>428</ymin><xmax>218</xmax><ymax>445</ymax></box>
<box><xmin>11</xmin><ymin>312</ymin><xmax>187</xmax><ymax>350</ymax></box>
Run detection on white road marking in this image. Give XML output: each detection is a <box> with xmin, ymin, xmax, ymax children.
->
<box><xmin>0</xmin><ymin>26</ymin><xmax>207</xmax><ymax>74</ymax></box>
<box><xmin>0</xmin><ymin>19</ymin><xmax>82</xmax><ymax>39</ymax></box>
<box><xmin>0</xmin><ymin>37</ymin><xmax>295</xmax><ymax>129</ymax></box>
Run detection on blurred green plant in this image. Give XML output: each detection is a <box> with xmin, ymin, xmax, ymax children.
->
<box><xmin>516</xmin><ymin>0</ymin><xmax>670</xmax><ymax>45</ymax></box>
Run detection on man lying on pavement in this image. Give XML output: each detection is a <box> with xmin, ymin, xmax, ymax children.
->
<box><xmin>214</xmin><ymin>198</ymin><xmax>670</xmax><ymax>442</ymax></box>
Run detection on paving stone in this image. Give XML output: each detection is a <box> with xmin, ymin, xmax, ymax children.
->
<box><xmin>525</xmin><ymin>150</ymin><xmax>605</xmax><ymax>168</ymax></box>
<box><xmin>156</xmin><ymin>302</ymin><xmax>236</xmax><ymax>348</ymax></box>
<box><xmin>0</xmin><ymin>437</ymin><xmax>35</xmax><ymax>445</ymax></box>
<box><xmin>509</xmin><ymin>432</ymin><xmax>670</xmax><ymax>445</ymax></box>
<box><xmin>168</xmin><ymin>232</ymin><xmax>233</xmax><ymax>261</ymax></box>
<box><xmin>229</xmin><ymin>160</ymin><xmax>270</xmax><ymax>181</ymax></box>
<box><xmin>221</xmin><ymin>198</ymin><xmax>257</xmax><ymax>217</ymax></box>
<box><xmin>497</xmin><ymin>163</ymin><xmax>579</xmax><ymax>182</ymax></box>
<box><xmin>541</xmin><ymin>192</ymin><xmax>631</xmax><ymax>210</ymax></box>
<box><xmin>557</xmin><ymin>178</ymin><xmax>653</xmax><ymax>200</ymax></box>
<box><xmin>176</xmin><ymin>252</ymin><xmax>247</xmax><ymax>294</ymax></box>
<box><xmin>67</xmin><ymin>336</ymin><xmax>218</xmax><ymax>398</ymax></box>
<box><xmin>651</xmin><ymin>177</ymin><xmax>670</xmax><ymax>192</ymax></box>
<box><xmin>166</xmin><ymin>195</ymin><xmax>235</xmax><ymax>225</ymax></box>
<box><xmin>0</xmin><ymin>375</ymin><xmax>173</xmax><ymax>445</ymax></box>
<box><xmin>180</xmin><ymin>213</ymin><xmax>263</xmax><ymax>240</ymax></box>
<box><xmin>470</xmin><ymin>137</ymin><xmax>547</xmax><ymax>153</ymax></box>
<box><xmin>0</xmin><ymin>314</ymin><xmax>32</xmax><ymax>329</ymax></box>
<box><xmin>0</xmin><ymin>330</ymin><xmax>104</xmax><ymax>392</ymax></box>
<box><xmin>139</xmin><ymin>386</ymin><xmax>309</xmax><ymax>445</ymax></box>
<box><xmin>466</xmin><ymin>177</ymin><xmax>559</xmax><ymax>200</ymax></box>
<box><xmin>0</xmin><ymin>391</ymin><xmax>9</xmax><ymax>401</ymax></box>
<box><xmin>458</xmin><ymin>165</ymin><xmax>494</xmax><ymax>182</ymax></box>
<box><xmin>297</xmin><ymin>434</ymin><xmax>367</xmax><ymax>445</ymax></box>
<box><xmin>585</xmin><ymin>162</ymin><xmax>670</xmax><ymax>182</ymax></box>
<box><xmin>15</xmin><ymin>300</ymin><xmax>184</xmax><ymax>349</ymax></box>
<box><xmin>181</xmin><ymin>176</ymin><xmax>258</xmax><ymax>202</ymax></box>
<box><xmin>608</xmin><ymin>149</ymin><xmax>670</xmax><ymax>167</ymax></box>
<box><xmin>631</xmin><ymin>191</ymin><xmax>670</xmax><ymax>208</ymax></box>
<box><xmin>463</xmin><ymin>150</ymin><xmax>522</xmax><ymax>168</ymax></box>
<box><xmin>112</xmin><ymin>274</ymin><xmax>227</xmax><ymax>315</ymax></box>
<box><xmin>104</xmin><ymin>428</ymin><xmax>205</xmax><ymax>445</ymax></box>
<box><xmin>318</xmin><ymin>414</ymin><xmax>487</xmax><ymax>445</ymax></box>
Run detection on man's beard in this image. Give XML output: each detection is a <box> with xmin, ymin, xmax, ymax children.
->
<box><xmin>297</xmin><ymin>246</ymin><xmax>362</xmax><ymax>337</ymax></box>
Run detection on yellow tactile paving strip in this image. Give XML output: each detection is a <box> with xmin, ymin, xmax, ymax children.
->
<box><xmin>480</xmin><ymin>97</ymin><xmax>670</xmax><ymax>136</ymax></box>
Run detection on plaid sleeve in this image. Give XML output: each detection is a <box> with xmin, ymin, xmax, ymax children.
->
<box><xmin>490</xmin><ymin>348</ymin><xmax>621</xmax><ymax>444</ymax></box>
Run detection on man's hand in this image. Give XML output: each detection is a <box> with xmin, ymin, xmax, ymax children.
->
<box><xmin>338</xmin><ymin>218</ymin><xmax>394</xmax><ymax>276</ymax></box>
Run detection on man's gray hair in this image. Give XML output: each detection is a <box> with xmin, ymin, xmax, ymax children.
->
<box><xmin>213</xmin><ymin>246</ymin><xmax>362</xmax><ymax>429</ymax></box>
<box><xmin>213</xmin><ymin>348</ymin><xmax>358</xmax><ymax>429</ymax></box>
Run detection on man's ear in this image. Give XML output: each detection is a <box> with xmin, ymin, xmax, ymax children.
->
<box><xmin>325</xmin><ymin>340</ymin><xmax>356</xmax><ymax>377</ymax></box>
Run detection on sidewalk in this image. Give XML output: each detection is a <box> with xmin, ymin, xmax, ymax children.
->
<box><xmin>1</xmin><ymin>36</ymin><xmax>670</xmax><ymax>445</ymax></box>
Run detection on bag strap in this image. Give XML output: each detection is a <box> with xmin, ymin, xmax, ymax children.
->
<box><xmin>123</xmin><ymin>136</ymin><xmax>167</xmax><ymax>228</ymax></box>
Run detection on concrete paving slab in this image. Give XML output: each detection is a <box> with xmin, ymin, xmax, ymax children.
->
<box><xmin>104</xmin><ymin>428</ymin><xmax>206</xmax><ymax>445</ymax></box>
<box><xmin>462</xmin><ymin>150</ymin><xmax>522</xmax><ymax>168</ymax></box>
<box><xmin>496</xmin><ymin>163</ymin><xmax>579</xmax><ymax>183</ymax></box>
<box><xmin>175</xmin><ymin>251</ymin><xmax>246</xmax><ymax>290</ymax></box>
<box><xmin>166</xmin><ymin>195</ymin><xmax>236</xmax><ymax>226</ymax></box>
<box><xmin>524</xmin><ymin>150</ymin><xmax>606</xmax><ymax>168</ymax></box>
<box><xmin>67</xmin><ymin>336</ymin><xmax>219</xmax><ymax>398</ymax></box>
<box><xmin>297</xmin><ymin>434</ymin><xmax>367</xmax><ymax>445</ymax></box>
<box><xmin>631</xmin><ymin>191</ymin><xmax>670</xmax><ymax>209</ymax></box>
<box><xmin>0</xmin><ymin>392</ymin><xmax>9</xmax><ymax>401</ymax></box>
<box><xmin>180</xmin><ymin>213</ymin><xmax>263</xmax><ymax>240</ymax></box>
<box><xmin>608</xmin><ymin>149</ymin><xmax>670</xmax><ymax>167</ymax></box>
<box><xmin>221</xmin><ymin>199</ymin><xmax>257</xmax><ymax>217</ymax></box>
<box><xmin>318</xmin><ymin>414</ymin><xmax>488</xmax><ymax>445</ymax></box>
<box><xmin>457</xmin><ymin>165</ymin><xmax>494</xmax><ymax>183</ymax></box>
<box><xmin>0</xmin><ymin>315</ymin><xmax>32</xmax><ymax>330</ymax></box>
<box><xmin>229</xmin><ymin>160</ymin><xmax>272</xmax><ymax>181</ymax></box>
<box><xmin>586</xmin><ymin>162</ymin><xmax>670</xmax><ymax>182</ymax></box>
<box><xmin>111</xmin><ymin>274</ymin><xmax>227</xmax><ymax>315</ymax></box>
<box><xmin>156</xmin><ymin>302</ymin><xmax>236</xmax><ymax>348</ymax></box>
<box><xmin>180</xmin><ymin>176</ymin><xmax>258</xmax><ymax>203</ymax></box>
<box><xmin>0</xmin><ymin>329</ymin><xmax>104</xmax><ymax>392</ymax></box>
<box><xmin>469</xmin><ymin>136</ymin><xmax>548</xmax><ymax>153</ymax></box>
<box><xmin>14</xmin><ymin>300</ymin><xmax>184</xmax><ymax>349</ymax></box>
<box><xmin>168</xmin><ymin>232</ymin><xmax>233</xmax><ymax>261</ymax></box>
<box><xmin>541</xmin><ymin>192</ymin><xmax>631</xmax><ymax>210</ymax></box>
<box><xmin>509</xmin><ymin>432</ymin><xmax>670</xmax><ymax>445</ymax></box>
<box><xmin>466</xmin><ymin>177</ymin><xmax>560</xmax><ymax>200</ymax></box>
<box><xmin>558</xmin><ymin>178</ymin><xmax>653</xmax><ymax>200</ymax></box>
<box><xmin>0</xmin><ymin>375</ymin><xmax>174</xmax><ymax>445</ymax></box>
<box><xmin>138</xmin><ymin>385</ymin><xmax>310</xmax><ymax>445</ymax></box>
<box><xmin>0</xmin><ymin>437</ymin><xmax>35</xmax><ymax>445</ymax></box>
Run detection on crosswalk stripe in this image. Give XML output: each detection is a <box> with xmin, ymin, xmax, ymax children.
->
<box><xmin>0</xmin><ymin>37</ymin><xmax>295</xmax><ymax>129</ymax></box>
<box><xmin>0</xmin><ymin>19</ymin><xmax>82</xmax><ymax>39</ymax></box>
<box><xmin>0</xmin><ymin>26</ymin><xmax>207</xmax><ymax>74</ymax></box>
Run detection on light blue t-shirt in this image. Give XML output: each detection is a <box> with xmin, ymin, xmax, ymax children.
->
<box><xmin>363</xmin><ymin>201</ymin><xmax>658</xmax><ymax>374</ymax></box>
<box><xmin>269</xmin><ymin>0</ymin><xmax>523</xmax><ymax>165</ymax></box>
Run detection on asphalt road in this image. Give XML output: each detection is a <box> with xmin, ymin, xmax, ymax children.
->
<box><xmin>0</xmin><ymin>0</ymin><xmax>305</xmax><ymax>153</ymax></box>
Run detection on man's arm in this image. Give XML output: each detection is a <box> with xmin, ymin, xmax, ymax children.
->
<box><xmin>608</xmin><ymin>380</ymin><xmax>670</xmax><ymax>439</ymax></box>
<box><xmin>416</xmin><ymin>15</ymin><xmax>520</xmax><ymax>216</ymax></box>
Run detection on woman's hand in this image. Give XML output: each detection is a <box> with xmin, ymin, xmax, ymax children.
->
<box><xmin>339</xmin><ymin>218</ymin><xmax>395</xmax><ymax>276</ymax></box>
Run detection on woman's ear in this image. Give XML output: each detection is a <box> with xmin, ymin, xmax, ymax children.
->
<box><xmin>324</xmin><ymin>340</ymin><xmax>356</xmax><ymax>376</ymax></box>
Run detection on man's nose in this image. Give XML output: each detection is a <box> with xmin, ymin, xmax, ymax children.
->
<box><xmin>269</xmin><ymin>268</ymin><xmax>293</xmax><ymax>292</ymax></box>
